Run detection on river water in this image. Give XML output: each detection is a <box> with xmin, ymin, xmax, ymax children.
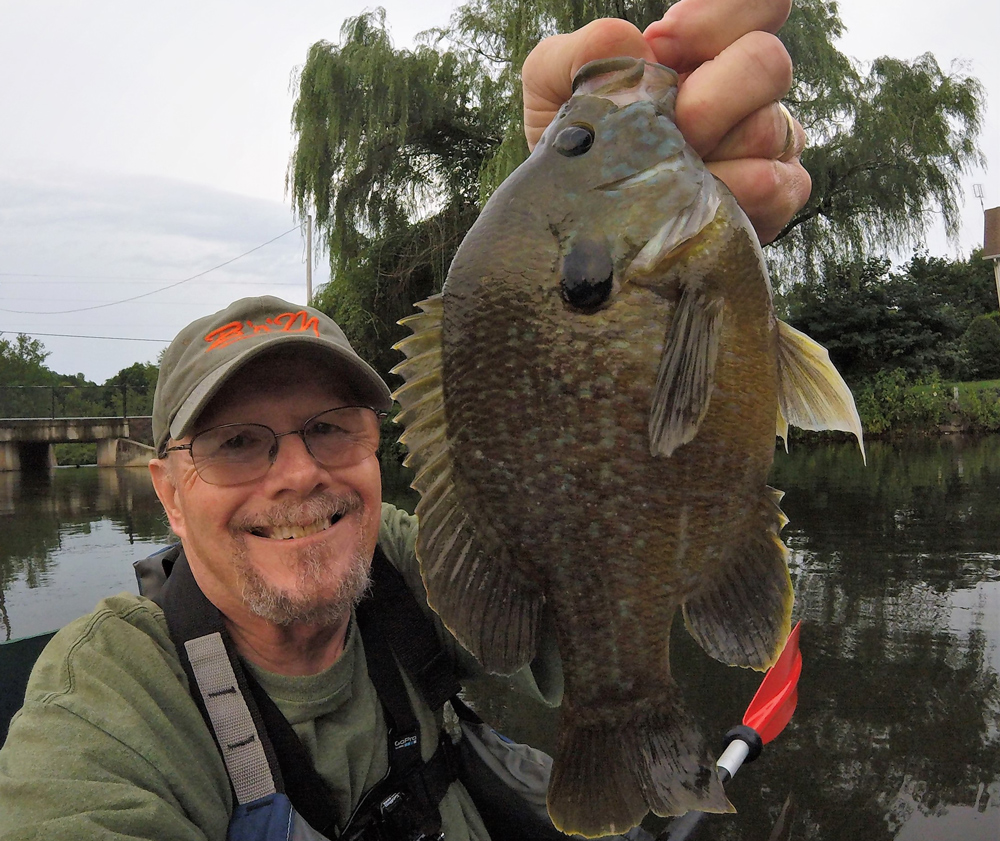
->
<box><xmin>1</xmin><ymin>439</ymin><xmax>997</xmax><ymax>840</ymax></box>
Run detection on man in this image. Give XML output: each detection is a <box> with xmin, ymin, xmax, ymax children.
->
<box><xmin>0</xmin><ymin>1</ymin><xmax>808</xmax><ymax>837</ymax></box>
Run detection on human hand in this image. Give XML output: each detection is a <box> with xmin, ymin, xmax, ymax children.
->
<box><xmin>521</xmin><ymin>0</ymin><xmax>809</xmax><ymax>245</ymax></box>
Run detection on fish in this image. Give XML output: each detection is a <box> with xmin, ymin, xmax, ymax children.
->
<box><xmin>390</xmin><ymin>56</ymin><xmax>863</xmax><ymax>838</ymax></box>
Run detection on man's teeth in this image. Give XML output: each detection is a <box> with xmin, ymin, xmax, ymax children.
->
<box><xmin>256</xmin><ymin>514</ymin><xmax>341</xmax><ymax>540</ymax></box>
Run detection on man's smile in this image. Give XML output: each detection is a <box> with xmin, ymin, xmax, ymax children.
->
<box><xmin>247</xmin><ymin>512</ymin><xmax>345</xmax><ymax>540</ymax></box>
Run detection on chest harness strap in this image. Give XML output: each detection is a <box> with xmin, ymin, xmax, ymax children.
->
<box><xmin>137</xmin><ymin>544</ymin><xmax>462</xmax><ymax>841</ymax></box>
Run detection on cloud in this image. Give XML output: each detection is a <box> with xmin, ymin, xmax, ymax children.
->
<box><xmin>0</xmin><ymin>163</ymin><xmax>322</xmax><ymax>382</ymax></box>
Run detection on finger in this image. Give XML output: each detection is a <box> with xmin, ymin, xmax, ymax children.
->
<box><xmin>673</xmin><ymin>31</ymin><xmax>793</xmax><ymax>159</ymax></box>
<box><xmin>705</xmin><ymin>100</ymin><xmax>806</xmax><ymax>164</ymax></box>
<box><xmin>708</xmin><ymin>158</ymin><xmax>812</xmax><ymax>245</ymax></box>
<box><xmin>644</xmin><ymin>0</ymin><xmax>791</xmax><ymax>73</ymax></box>
<box><xmin>522</xmin><ymin>18</ymin><xmax>654</xmax><ymax>150</ymax></box>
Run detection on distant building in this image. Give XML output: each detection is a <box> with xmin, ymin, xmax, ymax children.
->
<box><xmin>984</xmin><ymin>206</ymin><xmax>1000</xmax><ymax>307</ymax></box>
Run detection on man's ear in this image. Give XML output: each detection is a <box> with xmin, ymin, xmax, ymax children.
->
<box><xmin>149</xmin><ymin>457</ymin><xmax>186</xmax><ymax>539</ymax></box>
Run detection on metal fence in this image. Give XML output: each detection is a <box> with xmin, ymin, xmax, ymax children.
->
<box><xmin>0</xmin><ymin>385</ymin><xmax>151</xmax><ymax>420</ymax></box>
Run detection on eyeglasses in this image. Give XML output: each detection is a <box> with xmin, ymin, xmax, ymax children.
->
<box><xmin>161</xmin><ymin>406</ymin><xmax>386</xmax><ymax>486</ymax></box>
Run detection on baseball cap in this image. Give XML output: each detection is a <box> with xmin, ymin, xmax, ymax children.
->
<box><xmin>152</xmin><ymin>296</ymin><xmax>392</xmax><ymax>454</ymax></box>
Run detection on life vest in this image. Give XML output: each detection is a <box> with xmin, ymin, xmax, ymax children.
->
<box><xmin>134</xmin><ymin>544</ymin><xmax>573</xmax><ymax>841</ymax></box>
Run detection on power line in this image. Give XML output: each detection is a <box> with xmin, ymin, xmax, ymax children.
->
<box><xmin>0</xmin><ymin>330</ymin><xmax>170</xmax><ymax>343</ymax></box>
<box><xmin>0</xmin><ymin>276</ymin><xmax>304</xmax><ymax>286</ymax></box>
<box><xmin>0</xmin><ymin>225</ymin><xmax>302</xmax><ymax>315</ymax></box>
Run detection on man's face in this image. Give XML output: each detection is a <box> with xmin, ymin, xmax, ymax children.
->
<box><xmin>149</xmin><ymin>354</ymin><xmax>382</xmax><ymax>628</ymax></box>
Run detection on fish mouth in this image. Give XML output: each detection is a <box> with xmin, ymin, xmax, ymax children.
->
<box><xmin>573</xmin><ymin>57</ymin><xmax>678</xmax><ymax>106</ymax></box>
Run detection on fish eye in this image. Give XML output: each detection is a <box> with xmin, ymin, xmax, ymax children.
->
<box><xmin>553</xmin><ymin>124</ymin><xmax>595</xmax><ymax>157</ymax></box>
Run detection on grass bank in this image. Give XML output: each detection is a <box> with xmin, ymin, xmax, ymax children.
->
<box><xmin>853</xmin><ymin>370</ymin><xmax>1000</xmax><ymax>436</ymax></box>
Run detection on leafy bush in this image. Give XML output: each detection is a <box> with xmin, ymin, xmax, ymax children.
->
<box><xmin>54</xmin><ymin>443</ymin><xmax>97</xmax><ymax>465</ymax></box>
<box><xmin>959</xmin><ymin>314</ymin><xmax>1000</xmax><ymax>380</ymax></box>
<box><xmin>853</xmin><ymin>369</ymin><xmax>947</xmax><ymax>434</ymax></box>
<box><xmin>958</xmin><ymin>385</ymin><xmax>1000</xmax><ymax>431</ymax></box>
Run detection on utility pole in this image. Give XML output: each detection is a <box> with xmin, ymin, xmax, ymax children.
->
<box><xmin>305</xmin><ymin>213</ymin><xmax>313</xmax><ymax>304</ymax></box>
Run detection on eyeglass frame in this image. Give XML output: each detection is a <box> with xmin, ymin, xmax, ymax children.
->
<box><xmin>159</xmin><ymin>404</ymin><xmax>388</xmax><ymax>486</ymax></box>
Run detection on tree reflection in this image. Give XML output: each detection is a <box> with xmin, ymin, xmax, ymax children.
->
<box><xmin>0</xmin><ymin>468</ymin><xmax>172</xmax><ymax>640</ymax></box>
<box><xmin>693</xmin><ymin>436</ymin><xmax>1000</xmax><ymax>841</ymax></box>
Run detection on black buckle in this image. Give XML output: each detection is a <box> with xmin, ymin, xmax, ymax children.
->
<box><xmin>378</xmin><ymin>791</ymin><xmax>443</xmax><ymax>841</ymax></box>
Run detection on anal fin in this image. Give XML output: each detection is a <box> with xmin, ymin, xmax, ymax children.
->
<box><xmin>682</xmin><ymin>486</ymin><xmax>792</xmax><ymax>670</ymax></box>
<box><xmin>416</xmin><ymin>470</ymin><xmax>542</xmax><ymax>675</ymax></box>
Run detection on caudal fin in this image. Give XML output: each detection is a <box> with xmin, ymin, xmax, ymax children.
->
<box><xmin>546</xmin><ymin>697</ymin><xmax>733</xmax><ymax>838</ymax></box>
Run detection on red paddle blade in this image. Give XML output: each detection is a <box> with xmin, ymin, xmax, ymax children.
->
<box><xmin>743</xmin><ymin>621</ymin><xmax>802</xmax><ymax>744</ymax></box>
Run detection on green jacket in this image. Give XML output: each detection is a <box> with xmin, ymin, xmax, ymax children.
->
<box><xmin>0</xmin><ymin>504</ymin><xmax>562</xmax><ymax>840</ymax></box>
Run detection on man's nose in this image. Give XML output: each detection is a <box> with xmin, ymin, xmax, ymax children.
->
<box><xmin>269</xmin><ymin>430</ymin><xmax>325</xmax><ymax>484</ymax></box>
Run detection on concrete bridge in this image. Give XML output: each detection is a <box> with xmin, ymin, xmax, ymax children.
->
<box><xmin>0</xmin><ymin>417</ymin><xmax>155</xmax><ymax>471</ymax></box>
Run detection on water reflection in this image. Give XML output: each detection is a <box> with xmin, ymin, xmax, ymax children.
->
<box><xmin>1</xmin><ymin>441</ymin><xmax>998</xmax><ymax>838</ymax></box>
<box><xmin>706</xmin><ymin>436</ymin><xmax>1000</xmax><ymax>840</ymax></box>
<box><xmin>0</xmin><ymin>467</ymin><xmax>173</xmax><ymax>640</ymax></box>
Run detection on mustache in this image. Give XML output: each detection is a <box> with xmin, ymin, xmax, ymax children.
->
<box><xmin>231</xmin><ymin>491</ymin><xmax>364</xmax><ymax>532</ymax></box>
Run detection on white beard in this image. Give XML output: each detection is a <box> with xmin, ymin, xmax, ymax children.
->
<box><xmin>230</xmin><ymin>492</ymin><xmax>373</xmax><ymax>627</ymax></box>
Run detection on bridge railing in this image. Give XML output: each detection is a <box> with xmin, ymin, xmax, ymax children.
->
<box><xmin>0</xmin><ymin>385</ymin><xmax>151</xmax><ymax>420</ymax></box>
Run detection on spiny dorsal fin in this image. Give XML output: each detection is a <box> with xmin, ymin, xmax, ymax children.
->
<box><xmin>391</xmin><ymin>294</ymin><xmax>542</xmax><ymax>674</ymax></box>
<box><xmin>776</xmin><ymin>320</ymin><xmax>866</xmax><ymax>463</ymax></box>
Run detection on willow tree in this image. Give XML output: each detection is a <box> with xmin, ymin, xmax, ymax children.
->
<box><xmin>288</xmin><ymin>0</ymin><xmax>986</xmax><ymax>378</ymax></box>
<box><xmin>776</xmin><ymin>0</ymin><xmax>986</xmax><ymax>280</ymax></box>
<box><xmin>287</xmin><ymin>8</ymin><xmax>505</xmax><ymax>377</ymax></box>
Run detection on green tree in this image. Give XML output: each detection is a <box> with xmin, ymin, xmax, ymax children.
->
<box><xmin>774</xmin><ymin>0</ymin><xmax>985</xmax><ymax>278</ymax></box>
<box><xmin>902</xmin><ymin>249</ymin><xmax>999</xmax><ymax>330</ymax></box>
<box><xmin>0</xmin><ymin>334</ymin><xmax>53</xmax><ymax>386</ymax></box>
<box><xmin>784</xmin><ymin>253</ymin><xmax>992</xmax><ymax>383</ymax></box>
<box><xmin>288</xmin><ymin>8</ymin><xmax>500</xmax><ymax>376</ymax></box>
<box><xmin>959</xmin><ymin>314</ymin><xmax>1000</xmax><ymax>381</ymax></box>
<box><xmin>103</xmin><ymin>362</ymin><xmax>159</xmax><ymax>417</ymax></box>
<box><xmin>0</xmin><ymin>334</ymin><xmax>57</xmax><ymax>417</ymax></box>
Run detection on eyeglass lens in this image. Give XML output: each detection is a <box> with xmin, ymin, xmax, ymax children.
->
<box><xmin>189</xmin><ymin>406</ymin><xmax>381</xmax><ymax>485</ymax></box>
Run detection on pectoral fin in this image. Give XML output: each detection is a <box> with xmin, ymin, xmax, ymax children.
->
<box><xmin>776</xmin><ymin>320</ymin><xmax>866</xmax><ymax>462</ymax></box>
<box><xmin>776</xmin><ymin>408</ymin><xmax>789</xmax><ymax>452</ymax></box>
<box><xmin>649</xmin><ymin>286</ymin><xmax>724</xmax><ymax>457</ymax></box>
<box><xmin>392</xmin><ymin>295</ymin><xmax>542</xmax><ymax>674</ymax></box>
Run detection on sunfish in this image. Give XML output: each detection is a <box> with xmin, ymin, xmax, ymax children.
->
<box><xmin>391</xmin><ymin>57</ymin><xmax>862</xmax><ymax>837</ymax></box>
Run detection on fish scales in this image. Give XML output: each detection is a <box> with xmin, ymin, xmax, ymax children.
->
<box><xmin>444</xmin><ymin>215</ymin><xmax>776</xmax><ymax>691</ymax></box>
<box><xmin>392</xmin><ymin>57</ymin><xmax>863</xmax><ymax>837</ymax></box>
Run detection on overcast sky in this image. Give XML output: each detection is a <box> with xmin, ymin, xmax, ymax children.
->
<box><xmin>0</xmin><ymin>1</ymin><xmax>996</xmax><ymax>383</ymax></box>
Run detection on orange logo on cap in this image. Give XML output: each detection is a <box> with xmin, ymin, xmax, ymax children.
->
<box><xmin>203</xmin><ymin>311</ymin><xmax>321</xmax><ymax>351</ymax></box>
